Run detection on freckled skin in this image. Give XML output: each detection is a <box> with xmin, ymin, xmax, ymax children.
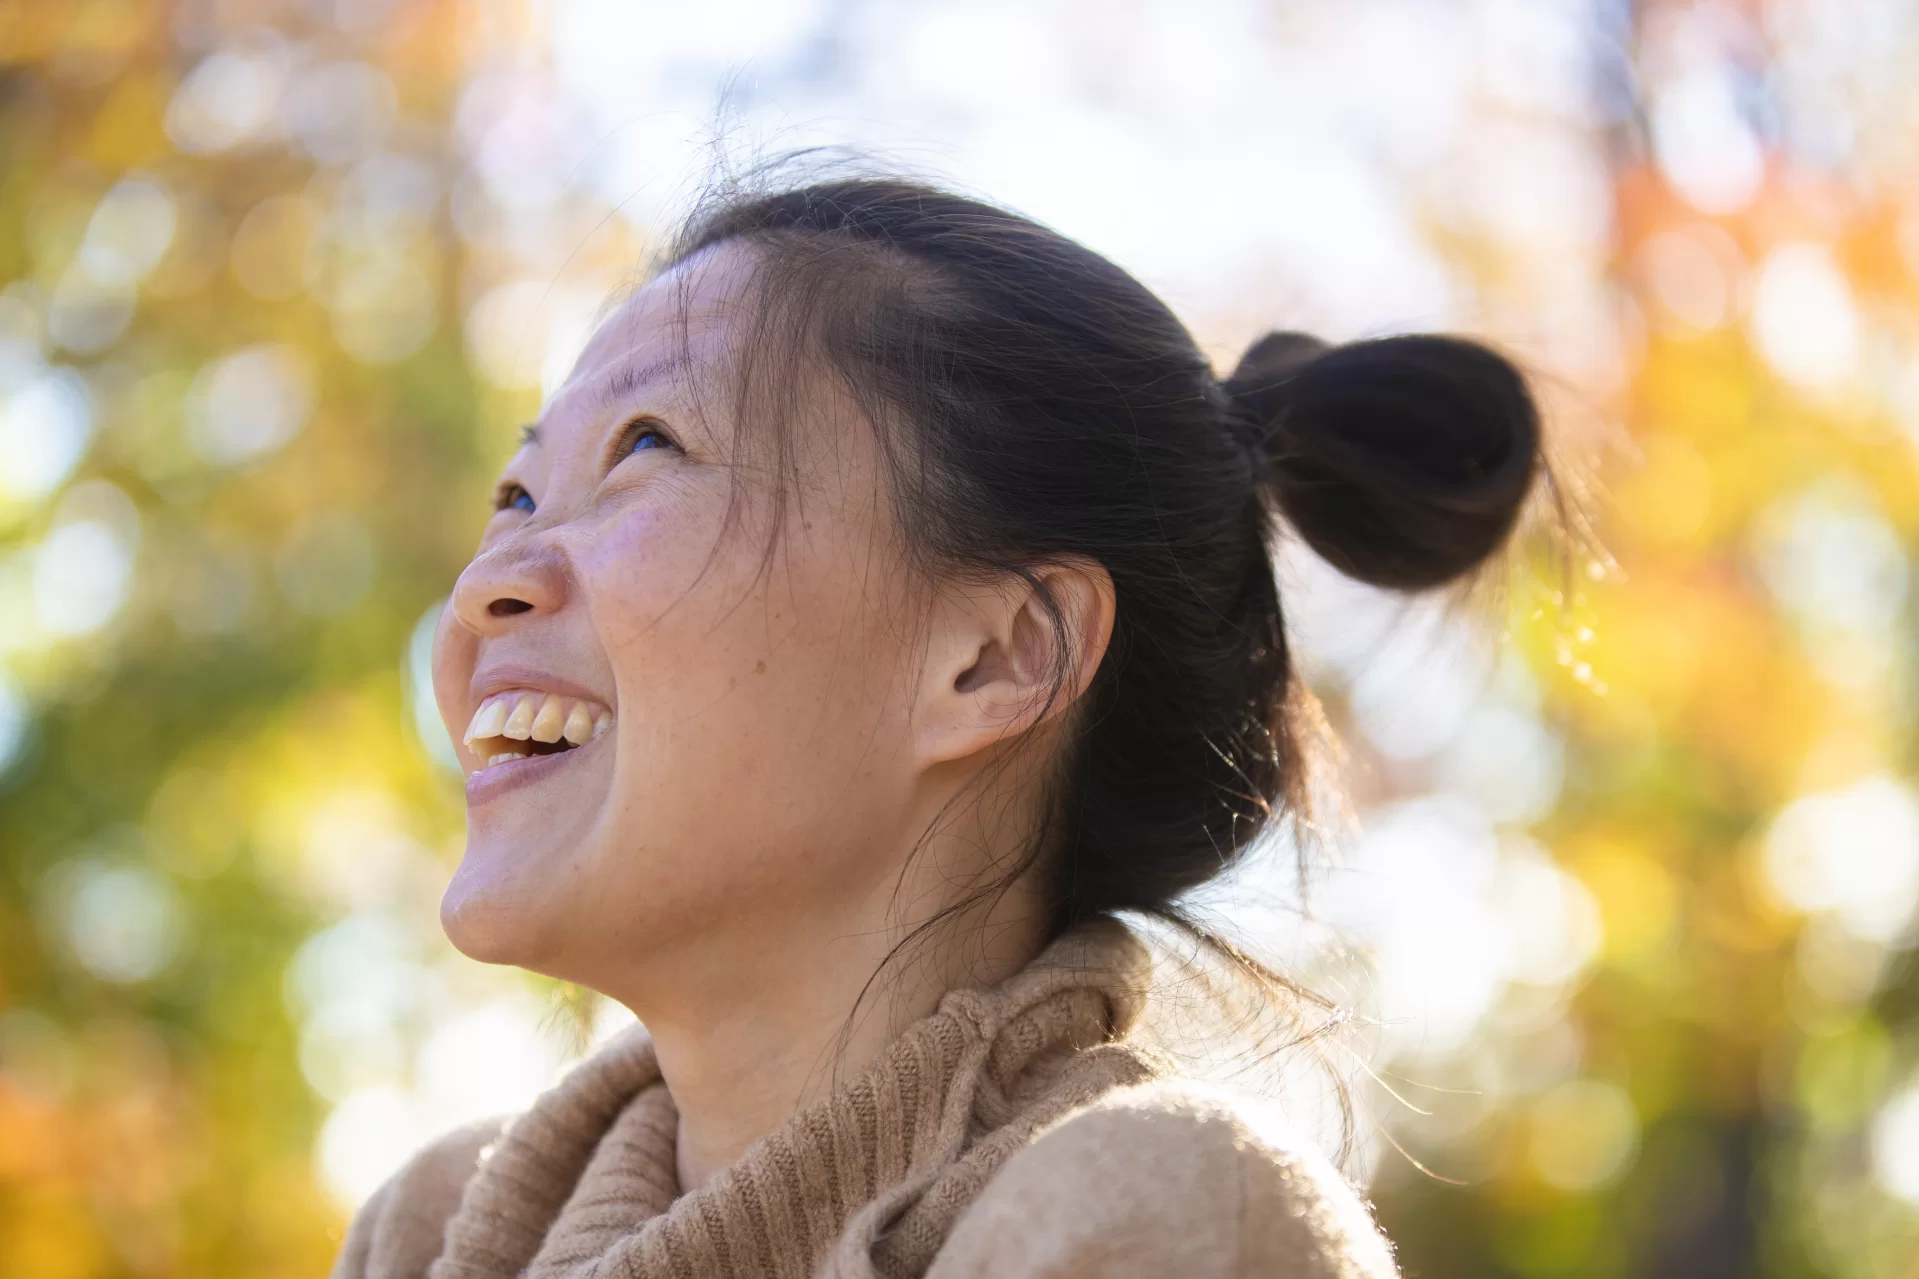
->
<box><xmin>431</xmin><ymin>246</ymin><xmax>922</xmax><ymax>996</ymax></box>
<box><xmin>427</xmin><ymin>243</ymin><xmax>1114</xmax><ymax>1191</ymax></box>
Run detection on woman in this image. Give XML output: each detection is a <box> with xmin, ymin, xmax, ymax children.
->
<box><xmin>332</xmin><ymin>176</ymin><xmax>1540</xmax><ymax>1278</ymax></box>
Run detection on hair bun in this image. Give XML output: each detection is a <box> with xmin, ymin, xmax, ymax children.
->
<box><xmin>1224</xmin><ymin>330</ymin><xmax>1541</xmax><ymax>590</ymax></box>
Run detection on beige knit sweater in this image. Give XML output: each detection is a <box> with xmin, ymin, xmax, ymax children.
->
<box><xmin>329</xmin><ymin>920</ymin><xmax>1398</xmax><ymax>1278</ymax></box>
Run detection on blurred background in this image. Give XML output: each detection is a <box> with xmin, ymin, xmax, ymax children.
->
<box><xmin>1</xmin><ymin>0</ymin><xmax>1917</xmax><ymax>1275</ymax></box>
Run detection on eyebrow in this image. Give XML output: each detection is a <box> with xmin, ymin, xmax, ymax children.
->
<box><xmin>517</xmin><ymin>353</ymin><xmax>697</xmax><ymax>449</ymax></box>
<box><xmin>586</xmin><ymin>353</ymin><xmax>695</xmax><ymax>417</ymax></box>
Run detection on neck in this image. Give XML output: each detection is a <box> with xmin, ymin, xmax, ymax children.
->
<box><xmin>607</xmin><ymin>828</ymin><xmax>1048</xmax><ymax>1193</ymax></box>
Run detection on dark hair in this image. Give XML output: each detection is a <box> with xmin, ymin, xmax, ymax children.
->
<box><xmin>660</xmin><ymin>174</ymin><xmax>1541</xmax><ymax>946</ymax></box>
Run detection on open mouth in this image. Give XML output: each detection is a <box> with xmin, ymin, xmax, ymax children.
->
<box><xmin>462</xmin><ymin>689</ymin><xmax>611</xmax><ymax>773</ymax></box>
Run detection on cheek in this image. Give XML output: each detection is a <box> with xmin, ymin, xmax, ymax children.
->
<box><xmin>577</xmin><ymin>502</ymin><xmax>693</xmax><ymax>645</ymax></box>
<box><xmin>575</xmin><ymin>501</ymin><xmax>786</xmax><ymax>729</ymax></box>
<box><xmin>574</xmin><ymin>499</ymin><xmax>918</xmax><ymax>838</ymax></box>
<box><xmin>579</xmin><ymin>495</ymin><xmax>897</xmax><ymax>686</ymax></box>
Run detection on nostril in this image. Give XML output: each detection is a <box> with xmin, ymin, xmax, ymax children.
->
<box><xmin>488</xmin><ymin>598</ymin><xmax>534</xmax><ymax>617</ymax></box>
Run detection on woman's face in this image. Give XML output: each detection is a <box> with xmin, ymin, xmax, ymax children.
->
<box><xmin>430</xmin><ymin>244</ymin><xmax>931</xmax><ymax>995</ymax></box>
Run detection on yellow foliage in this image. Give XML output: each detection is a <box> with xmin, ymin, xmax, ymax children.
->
<box><xmin>0</xmin><ymin>4</ymin><xmax>1916</xmax><ymax>1276</ymax></box>
<box><xmin>1566</xmin><ymin>834</ymin><xmax>1681</xmax><ymax>971</ymax></box>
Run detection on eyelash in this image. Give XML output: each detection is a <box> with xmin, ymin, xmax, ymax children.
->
<box><xmin>618</xmin><ymin>417</ymin><xmax>677</xmax><ymax>458</ymax></box>
<box><xmin>492</xmin><ymin>419</ymin><xmax>679</xmax><ymax>515</ymax></box>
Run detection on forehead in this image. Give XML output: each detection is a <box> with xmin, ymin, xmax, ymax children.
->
<box><xmin>549</xmin><ymin>244</ymin><xmax>758</xmax><ymax>422</ymax></box>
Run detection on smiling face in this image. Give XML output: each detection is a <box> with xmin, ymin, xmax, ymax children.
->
<box><xmin>430</xmin><ymin>244</ymin><xmax>937</xmax><ymax>996</ymax></box>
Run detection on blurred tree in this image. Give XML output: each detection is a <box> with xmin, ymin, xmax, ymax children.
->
<box><xmin>1366</xmin><ymin>3</ymin><xmax>1919</xmax><ymax>1277</ymax></box>
<box><xmin>0</xmin><ymin>3</ymin><xmax>554</xmax><ymax>1273</ymax></box>
<box><xmin>0</xmin><ymin>2</ymin><xmax>1916</xmax><ymax>1278</ymax></box>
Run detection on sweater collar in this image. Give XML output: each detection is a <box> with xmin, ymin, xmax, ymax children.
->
<box><xmin>426</xmin><ymin>918</ymin><xmax>1154</xmax><ymax>1279</ymax></box>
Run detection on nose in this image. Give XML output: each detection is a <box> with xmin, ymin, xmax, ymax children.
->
<box><xmin>447</xmin><ymin>537</ymin><xmax>570</xmax><ymax>637</ymax></box>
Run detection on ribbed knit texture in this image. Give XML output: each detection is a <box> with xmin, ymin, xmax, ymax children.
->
<box><xmin>337</xmin><ymin>919</ymin><xmax>1161</xmax><ymax>1279</ymax></box>
<box><xmin>333</xmin><ymin>919</ymin><xmax>1402</xmax><ymax>1278</ymax></box>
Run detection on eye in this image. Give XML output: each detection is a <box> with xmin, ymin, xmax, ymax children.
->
<box><xmin>621</xmin><ymin>418</ymin><xmax>678</xmax><ymax>457</ymax></box>
<box><xmin>495</xmin><ymin>483</ymin><xmax>535</xmax><ymax>514</ymax></box>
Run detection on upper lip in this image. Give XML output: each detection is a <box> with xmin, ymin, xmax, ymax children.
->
<box><xmin>468</xmin><ymin>664</ymin><xmax>611</xmax><ymax>711</ymax></box>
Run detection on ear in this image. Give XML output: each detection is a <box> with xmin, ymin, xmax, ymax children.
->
<box><xmin>915</xmin><ymin>559</ymin><xmax>1116</xmax><ymax>766</ymax></box>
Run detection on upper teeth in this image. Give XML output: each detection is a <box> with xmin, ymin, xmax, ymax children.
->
<box><xmin>464</xmin><ymin>689</ymin><xmax>611</xmax><ymax>757</ymax></box>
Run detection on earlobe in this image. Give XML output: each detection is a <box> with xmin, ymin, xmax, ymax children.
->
<box><xmin>918</xmin><ymin>560</ymin><xmax>1116</xmax><ymax>766</ymax></box>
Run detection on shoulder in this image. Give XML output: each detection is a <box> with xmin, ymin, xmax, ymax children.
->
<box><xmin>929</xmin><ymin>1081</ymin><xmax>1398</xmax><ymax>1279</ymax></box>
<box><xmin>329</xmin><ymin>1116</ymin><xmax>508</xmax><ymax>1279</ymax></box>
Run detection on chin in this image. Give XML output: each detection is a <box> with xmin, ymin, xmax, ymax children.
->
<box><xmin>443</xmin><ymin>743</ymin><xmax>615</xmax><ymax>961</ymax></box>
<box><xmin>440</xmin><ymin>860</ymin><xmax>530</xmax><ymax>964</ymax></box>
<box><xmin>437</xmin><ymin>842</ymin><xmax>577</xmax><ymax>972</ymax></box>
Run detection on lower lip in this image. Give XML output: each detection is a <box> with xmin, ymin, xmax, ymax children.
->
<box><xmin>464</xmin><ymin>735</ymin><xmax>604</xmax><ymax>805</ymax></box>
